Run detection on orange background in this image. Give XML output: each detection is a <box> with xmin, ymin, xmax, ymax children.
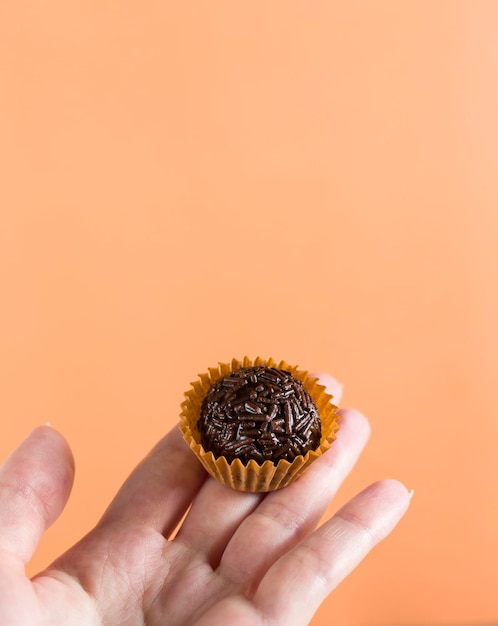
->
<box><xmin>1</xmin><ymin>1</ymin><xmax>497</xmax><ymax>624</ymax></box>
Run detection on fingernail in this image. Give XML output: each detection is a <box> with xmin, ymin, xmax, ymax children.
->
<box><xmin>408</xmin><ymin>488</ymin><xmax>415</xmax><ymax>499</ymax></box>
<box><xmin>44</xmin><ymin>421</ymin><xmax>52</xmax><ymax>427</ymax></box>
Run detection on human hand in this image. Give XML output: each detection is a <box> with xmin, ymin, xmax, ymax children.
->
<box><xmin>0</xmin><ymin>374</ymin><xmax>411</xmax><ymax>626</ymax></box>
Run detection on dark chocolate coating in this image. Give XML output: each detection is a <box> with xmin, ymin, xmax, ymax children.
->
<box><xmin>198</xmin><ymin>366</ymin><xmax>321</xmax><ymax>465</ymax></box>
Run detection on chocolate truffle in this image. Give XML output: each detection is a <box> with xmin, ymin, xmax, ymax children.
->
<box><xmin>198</xmin><ymin>366</ymin><xmax>321</xmax><ymax>465</ymax></box>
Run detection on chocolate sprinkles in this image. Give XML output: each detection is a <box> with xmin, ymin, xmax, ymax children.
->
<box><xmin>198</xmin><ymin>366</ymin><xmax>321</xmax><ymax>465</ymax></box>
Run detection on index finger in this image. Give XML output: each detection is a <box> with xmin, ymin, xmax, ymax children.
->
<box><xmin>98</xmin><ymin>426</ymin><xmax>207</xmax><ymax>537</ymax></box>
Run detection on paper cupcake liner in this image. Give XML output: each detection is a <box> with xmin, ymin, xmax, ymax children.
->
<box><xmin>180</xmin><ymin>356</ymin><xmax>340</xmax><ymax>492</ymax></box>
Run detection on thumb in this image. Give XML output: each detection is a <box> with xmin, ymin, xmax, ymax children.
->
<box><xmin>0</xmin><ymin>425</ymin><xmax>75</xmax><ymax>564</ymax></box>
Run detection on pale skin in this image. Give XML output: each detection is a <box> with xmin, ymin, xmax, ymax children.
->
<box><xmin>0</xmin><ymin>374</ymin><xmax>411</xmax><ymax>626</ymax></box>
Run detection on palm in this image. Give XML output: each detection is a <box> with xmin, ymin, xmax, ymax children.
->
<box><xmin>0</xmin><ymin>376</ymin><xmax>410</xmax><ymax>626</ymax></box>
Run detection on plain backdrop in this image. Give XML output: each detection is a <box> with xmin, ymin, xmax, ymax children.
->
<box><xmin>1</xmin><ymin>2</ymin><xmax>497</xmax><ymax>624</ymax></box>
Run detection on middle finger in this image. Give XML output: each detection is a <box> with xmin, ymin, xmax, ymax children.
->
<box><xmin>217</xmin><ymin>402</ymin><xmax>370</xmax><ymax>593</ymax></box>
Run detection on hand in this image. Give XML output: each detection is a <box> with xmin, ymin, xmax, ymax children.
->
<box><xmin>0</xmin><ymin>374</ymin><xmax>411</xmax><ymax>626</ymax></box>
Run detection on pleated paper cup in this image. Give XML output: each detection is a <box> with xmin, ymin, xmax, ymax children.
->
<box><xmin>180</xmin><ymin>357</ymin><xmax>340</xmax><ymax>492</ymax></box>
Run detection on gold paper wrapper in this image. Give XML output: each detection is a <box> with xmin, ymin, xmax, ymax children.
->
<box><xmin>180</xmin><ymin>357</ymin><xmax>340</xmax><ymax>492</ymax></box>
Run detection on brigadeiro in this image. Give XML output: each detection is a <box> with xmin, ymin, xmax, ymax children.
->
<box><xmin>180</xmin><ymin>357</ymin><xmax>340</xmax><ymax>492</ymax></box>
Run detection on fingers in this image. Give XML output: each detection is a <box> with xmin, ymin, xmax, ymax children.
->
<box><xmin>217</xmin><ymin>406</ymin><xmax>370</xmax><ymax>590</ymax></box>
<box><xmin>99</xmin><ymin>426</ymin><xmax>207</xmax><ymax>537</ymax></box>
<box><xmin>177</xmin><ymin>375</ymin><xmax>342</xmax><ymax>576</ymax></box>
<box><xmin>175</xmin><ymin>478</ymin><xmax>263</xmax><ymax>567</ymax></box>
<box><xmin>0</xmin><ymin>426</ymin><xmax>75</xmax><ymax>564</ymax></box>
<box><xmin>255</xmin><ymin>479</ymin><xmax>411</xmax><ymax>626</ymax></box>
<box><xmin>308</xmin><ymin>372</ymin><xmax>343</xmax><ymax>404</ymax></box>
<box><xmin>176</xmin><ymin>373</ymin><xmax>345</xmax><ymax>569</ymax></box>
